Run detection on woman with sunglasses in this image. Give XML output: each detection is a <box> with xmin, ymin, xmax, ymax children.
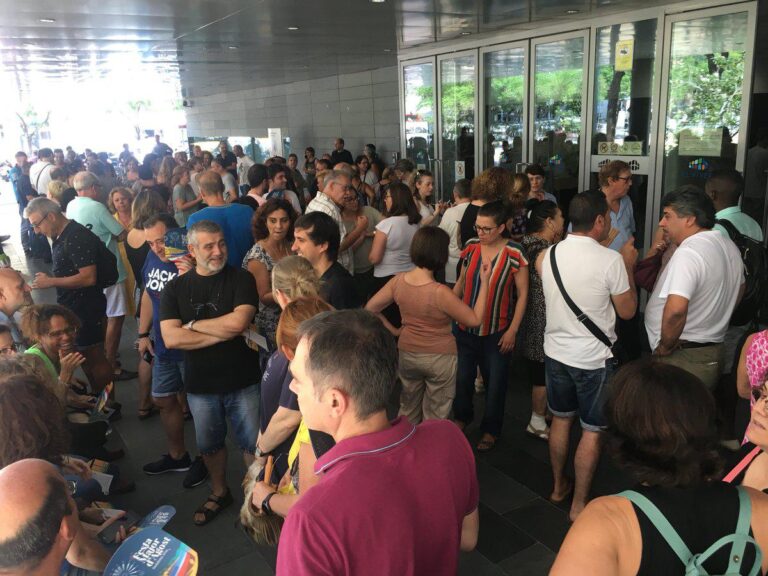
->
<box><xmin>453</xmin><ymin>200</ymin><xmax>529</xmax><ymax>452</ymax></box>
<box><xmin>724</xmin><ymin>381</ymin><xmax>768</xmax><ymax>490</ymax></box>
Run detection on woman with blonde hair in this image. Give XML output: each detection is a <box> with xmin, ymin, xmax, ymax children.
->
<box><xmin>270</xmin><ymin>255</ymin><xmax>321</xmax><ymax>308</ymax></box>
<box><xmin>507</xmin><ymin>173</ymin><xmax>530</xmax><ymax>241</ymax></box>
<box><xmin>245</xmin><ymin>296</ymin><xmax>335</xmax><ymax>539</ymax></box>
<box><xmin>156</xmin><ymin>156</ymin><xmax>175</xmax><ymax>187</ymax></box>
<box><xmin>108</xmin><ymin>187</ymin><xmax>137</xmax><ymax>317</ymax></box>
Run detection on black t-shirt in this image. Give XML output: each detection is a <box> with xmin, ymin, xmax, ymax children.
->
<box><xmin>52</xmin><ymin>220</ymin><xmax>106</xmax><ymax>315</ymax></box>
<box><xmin>320</xmin><ymin>262</ymin><xmax>360</xmax><ymax>310</ymax></box>
<box><xmin>232</xmin><ymin>195</ymin><xmax>260</xmax><ymax>211</ymax></box>
<box><xmin>459</xmin><ymin>204</ymin><xmax>481</xmax><ymax>249</ymax></box>
<box><xmin>260</xmin><ymin>350</ymin><xmax>299</xmax><ymax>476</ymax></box>
<box><xmin>330</xmin><ymin>149</ymin><xmax>354</xmax><ymax>166</ymax></box>
<box><xmin>216</xmin><ymin>151</ymin><xmax>238</xmax><ymax>181</ymax></box>
<box><xmin>159</xmin><ymin>266</ymin><xmax>260</xmax><ymax>394</ymax></box>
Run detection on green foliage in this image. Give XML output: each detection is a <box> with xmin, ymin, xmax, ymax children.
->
<box><xmin>667</xmin><ymin>51</ymin><xmax>744</xmax><ymax>137</ymax></box>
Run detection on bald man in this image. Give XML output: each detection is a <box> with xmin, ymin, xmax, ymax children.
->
<box><xmin>0</xmin><ymin>459</ymin><xmax>114</xmax><ymax>574</ymax></box>
<box><xmin>0</xmin><ymin>268</ymin><xmax>33</xmax><ymax>351</ymax></box>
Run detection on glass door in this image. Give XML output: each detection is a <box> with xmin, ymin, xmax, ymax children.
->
<box><xmin>480</xmin><ymin>42</ymin><xmax>527</xmax><ymax>172</ymax></box>
<box><xmin>530</xmin><ymin>32</ymin><xmax>588</xmax><ymax>211</ymax></box>
<box><xmin>655</xmin><ymin>5</ymin><xmax>757</xmax><ymax>215</ymax></box>
<box><xmin>438</xmin><ymin>51</ymin><xmax>477</xmax><ymax>201</ymax></box>
<box><xmin>401</xmin><ymin>59</ymin><xmax>436</xmax><ymax>172</ymax></box>
<box><xmin>587</xmin><ymin>17</ymin><xmax>660</xmax><ymax>250</ymax></box>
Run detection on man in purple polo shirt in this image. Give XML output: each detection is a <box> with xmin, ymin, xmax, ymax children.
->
<box><xmin>272</xmin><ymin>309</ymin><xmax>479</xmax><ymax>575</ymax></box>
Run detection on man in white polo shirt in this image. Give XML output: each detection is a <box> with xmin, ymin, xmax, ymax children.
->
<box><xmin>537</xmin><ymin>190</ymin><xmax>637</xmax><ymax>522</ymax></box>
<box><xmin>645</xmin><ymin>185</ymin><xmax>744</xmax><ymax>390</ymax></box>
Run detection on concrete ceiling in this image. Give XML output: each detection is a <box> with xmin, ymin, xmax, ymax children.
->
<box><xmin>0</xmin><ymin>0</ymin><xmax>686</xmax><ymax>97</ymax></box>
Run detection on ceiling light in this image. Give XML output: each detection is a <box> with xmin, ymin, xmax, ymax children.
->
<box><xmin>371</xmin><ymin>0</ymin><xmax>386</xmax><ymax>3</ymax></box>
<box><xmin>383</xmin><ymin>48</ymin><xmax>392</xmax><ymax>52</ymax></box>
<box><xmin>287</xmin><ymin>26</ymin><xmax>299</xmax><ymax>31</ymax></box>
<box><xmin>228</xmin><ymin>45</ymin><xmax>238</xmax><ymax>50</ymax></box>
<box><xmin>39</xmin><ymin>18</ymin><xmax>56</xmax><ymax>23</ymax></box>
<box><xmin>565</xmin><ymin>9</ymin><xmax>580</xmax><ymax>14</ymax></box>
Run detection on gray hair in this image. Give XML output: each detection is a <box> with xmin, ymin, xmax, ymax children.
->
<box><xmin>187</xmin><ymin>220</ymin><xmax>223</xmax><ymax>246</ymax></box>
<box><xmin>322</xmin><ymin>169</ymin><xmax>351</xmax><ymax>189</ymax></box>
<box><xmin>24</xmin><ymin>197</ymin><xmax>62</xmax><ymax>219</ymax></box>
<box><xmin>297</xmin><ymin>309</ymin><xmax>398</xmax><ymax>419</ymax></box>
<box><xmin>72</xmin><ymin>171</ymin><xmax>99</xmax><ymax>192</ymax></box>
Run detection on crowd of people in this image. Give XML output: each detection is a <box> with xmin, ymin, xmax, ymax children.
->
<box><xmin>3</xmin><ymin>134</ymin><xmax>768</xmax><ymax>575</ymax></box>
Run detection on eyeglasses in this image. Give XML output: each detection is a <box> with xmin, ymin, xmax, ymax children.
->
<box><xmin>67</xmin><ymin>480</ymin><xmax>77</xmax><ymax>496</ymax></box>
<box><xmin>333</xmin><ymin>182</ymin><xmax>355</xmax><ymax>192</ymax></box>
<box><xmin>29</xmin><ymin>213</ymin><xmax>49</xmax><ymax>230</ymax></box>
<box><xmin>752</xmin><ymin>385</ymin><xmax>768</xmax><ymax>404</ymax></box>
<box><xmin>47</xmin><ymin>326</ymin><xmax>77</xmax><ymax>339</ymax></box>
<box><xmin>616</xmin><ymin>175</ymin><xmax>632</xmax><ymax>182</ymax></box>
<box><xmin>0</xmin><ymin>343</ymin><xmax>18</xmax><ymax>354</ymax></box>
<box><xmin>473</xmin><ymin>224</ymin><xmax>500</xmax><ymax>235</ymax></box>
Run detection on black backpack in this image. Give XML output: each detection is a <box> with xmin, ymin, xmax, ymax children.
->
<box><xmin>94</xmin><ymin>240</ymin><xmax>119</xmax><ymax>289</ymax></box>
<box><xmin>716</xmin><ymin>219</ymin><xmax>768</xmax><ymax>327</ymax></box>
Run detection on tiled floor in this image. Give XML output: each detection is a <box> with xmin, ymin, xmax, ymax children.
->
<box><xmin>1</xmin><ymin>185</ymin><xmax>637</xmax><ymax>575</ymax></box>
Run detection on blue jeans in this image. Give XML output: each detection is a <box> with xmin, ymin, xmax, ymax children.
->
<box><xmin>544</xmin><ymin>355</ymin><xmax>616</xmax><ymax>431</ymax></box>
<box><xmin>186</xmin><ymin>385</ymin><xmax>260</xmax><ymax>455</ymax></box>
<box><xmin>453</xmin><ymin>329</ymin><xmax>511</xmax><ymax>437</ymax></box>
<box><xmin>151</xmin><ymin>357</ymin><xmax>184</xmax><ymax>397</ymax></box>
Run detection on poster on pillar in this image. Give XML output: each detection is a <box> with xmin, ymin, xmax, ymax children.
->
<box><xmin>455</xmin><ymin>161</ymin><xmax>465</xmax><ymax>181</ymax></box>
<box><xmin>615</xmin><ymin>39</ymin><xmax>634</xmax><ymax>72</ymax></box>
<box><xmin>268</xmin><ymin>128</ymin><xmax>283</xmax><ymax>158</ymax></box>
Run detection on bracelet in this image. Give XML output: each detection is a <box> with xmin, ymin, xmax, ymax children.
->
<box><xmin>262</xmin><ymin>491</ymin><xmax>278</xmax><ymax>516</ymax></box>
<box><xmin>138</xmin><ymin>332</ymin><xmax>151</xmax><ymax>339</ymax></box>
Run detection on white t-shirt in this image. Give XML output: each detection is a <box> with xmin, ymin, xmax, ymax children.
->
<box><xmin>30</xmin><ymin>161</ymin><xmax>54</xmax><ymax>194</ymax></box>
<box><xmin>374</xmin><ymin>215</ymin><xmax>419</xmax><ymax>277</ymax></box>
<box><xmin>418</xmin><ymin>202</ymin><xmax>435</xmax><ymax>226</ymax></box>
<box><xmin>221</xmin><ymin>172</ymin><xmax>238</xmax><ymax>201</ymax></box>
<box><xmin>644</xmin><ymin>230</ymin><xmax>744</xmax><ymax>350</ymax></box>
<box><xmin>439</xmin><ymin>202</ymin><xmax>470</xmax><ymax>284</ymax></box>
<box><xmin>542</xmin><ymin>234</ymin><xmax>630</xmax><ymax>370</ymax></box>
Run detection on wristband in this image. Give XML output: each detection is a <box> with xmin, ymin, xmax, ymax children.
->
<box><xmin>138</xmin><ymin>332</ymin><xmax>151</xmax><ymax>338</ymax></box>
<box><xmin>262</xmin><ymin>491</ymin><xmax>278</xmax><ymax>516</ymax></box>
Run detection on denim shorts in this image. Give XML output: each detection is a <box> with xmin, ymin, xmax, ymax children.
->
<box><xmin>544</xmin><ymin>355</ymin><xmax>617</xmax><ymax>431</ymax></box>
<box><xmin>186</xmin><ymin>385</ymin><xmax>260</xmax><ymax>455</ymax></box>
<box><xmin>151</xmin><ymin>357</ymin><xmax>184</xmax><ymax>398</ymax></box>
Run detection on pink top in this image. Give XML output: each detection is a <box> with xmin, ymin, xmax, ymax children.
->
<box><xmin>746</xmin><ymin>330</ymin><xmax>768</xmax><ymax>406</ymax></box>
<box><xmin>391</xmin><ymin>274</ymin><xmax>457</xmax><ymax>355</ymax></box>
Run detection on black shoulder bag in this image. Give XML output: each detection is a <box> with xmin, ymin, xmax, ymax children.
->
<box><xmin>549</xmin><ymin>244</ymin><xmax>614</xmax><ymax>354</ymax></box>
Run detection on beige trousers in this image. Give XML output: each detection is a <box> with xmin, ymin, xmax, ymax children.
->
<box><xmin>398</xmin><ymin>351</ymin><xmax>458</xmax><ymax>424</ymax></box>
<box><xmin>656</xmin><ymin>343</ymin><xmax>724</xmax><ymax>390</ymax></box>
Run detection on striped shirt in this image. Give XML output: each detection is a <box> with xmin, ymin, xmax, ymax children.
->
<box><xmin>458</xmin><ymin>238</ymin><xmax>528</xmax><ymax>336</ymax></box>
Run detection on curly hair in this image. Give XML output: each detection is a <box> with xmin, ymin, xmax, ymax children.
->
<box><xmin>20</xmin><ymin>305</ymin><xmax>81</xmax><ymax>344</ymax></box>
<box><xmin>0</xmin><ymin>373</ymin><xmax>70</xmax><ymax>468</ymax></box>
<box><xmin>606</xmin><ymin>359</ymin><xmax>722</xmax><ymax>487</ymax></box>
<box><xmin>0</xmin><ymin>355</ymin><xmax>65</xmax><ymax>407</ymax></box>
<box><xmin>471</xmin><ymin>167</ymin><xmax>514</xmax><ymax>202</ymax></box>
<box><xmin>251</xmin><ymin>198</ymin><xmax>298</xmax><ymax>242</ymax></box>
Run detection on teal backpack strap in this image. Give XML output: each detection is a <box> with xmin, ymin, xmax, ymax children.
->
<box><xmin>618</xmin><ymin>490</ymin><xmax>693</xmax><ymax>566</ymax></box>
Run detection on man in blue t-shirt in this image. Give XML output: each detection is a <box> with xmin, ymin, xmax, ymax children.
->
<box><xmin>185</xmin><ymin>171</ymin><xmax>254</xmax><ymax>267</ymax></box>
<box><xmin>138</xmin><ymin>214</ymin><xmax>207</xmax><ymax>487</ymax></box>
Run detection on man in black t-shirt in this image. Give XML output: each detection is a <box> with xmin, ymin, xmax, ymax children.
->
<box><xmin>292</xmin><ymin>212</ymin><xmax>360</xmax><ymax>310</ymax></box>
<box><xmin>215</xmin><ymin>140</ymin><xmax>238</xmax><ymax>183</ymax></box>
<box><xmin>160</xmin><ymin>219</ymin><xmax>260</xmax><ymax>526</ymax></box>
<box><xmin>25</xmin><ymin>197</ymin><xmax>113</xmax><ymax>393</ymax></box>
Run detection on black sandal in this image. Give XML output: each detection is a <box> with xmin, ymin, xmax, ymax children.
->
<box><xmin>193</xmin><ymin>489</ymin><xmax>232</xmax><ymax>526</ymax></box>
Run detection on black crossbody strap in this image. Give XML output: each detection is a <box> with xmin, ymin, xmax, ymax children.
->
<box><xmin>549</xmin><ymin>244</ymin><xmax>614</xmax><ymax>350</ymax></box>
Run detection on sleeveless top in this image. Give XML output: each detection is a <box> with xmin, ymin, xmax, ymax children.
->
<box><xmin>746</xmin><ymin>330</ymin><xmax>768</xmax><ymax>406</ymax></box>
<box><xmin>391</xmin><ymin>274</ymin><xmax>456</xmax><ymax>355</ymax></box>
<box><xmin>519</xmin><ymin>235</ymin><xmax>551</xmax><ymax>362</ymax></box>
<box><xmin>125</xmin><ymin>241</ymin><xmax>150</xmax><ymax>291</ymax></box>
<box><xmin>630</xmin><ymin>482</ymin><xmax>759</xmax><ymax>575</ymax></box>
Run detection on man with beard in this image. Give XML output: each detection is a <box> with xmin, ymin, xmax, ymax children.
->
<box><xmin>160</xmin><ymin>220</ymin><xmax>260</xmax><ymax>526</ymax></box>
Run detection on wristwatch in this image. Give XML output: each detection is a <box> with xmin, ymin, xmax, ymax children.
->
<box><xmin>255</xmin><ymin>445</ymin><xmax>266</xmax><ymax>458</ymax></box>
<box><xmin>262</xmin><ymin>491</ymin><xmax>278</xmax><ymax>516</ymax></box>
<box><xmin>184</xmin><ymin>320</ymin><xmax>196</xmax><ymax>331</ymax></box>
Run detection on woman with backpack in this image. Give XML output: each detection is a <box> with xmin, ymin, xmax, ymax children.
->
<box><xmin>551</xmin><ymin>359</ymin><xmax>768</xmax><ymax>576</ymax></box>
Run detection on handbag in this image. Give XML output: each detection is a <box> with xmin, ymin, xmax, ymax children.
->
<box><xmin>549</xmin><ymin>244</ymin><xmax>615</xmax><ymax>354</ymax></box>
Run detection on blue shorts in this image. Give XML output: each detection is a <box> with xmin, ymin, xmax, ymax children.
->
<box><xmin>151</xmin><ymin>357</ymin><xmax>184</xmax><ymax>397</ymax></box>
<box><xmin>544</xmin><ymin>355</ymin><xmax>617</xmax><ymax>432</ymax></box>
<box><xmin>186</xmin><ymin>385</ymin><xmax>260</xmax><ymax>455</ymax></box>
